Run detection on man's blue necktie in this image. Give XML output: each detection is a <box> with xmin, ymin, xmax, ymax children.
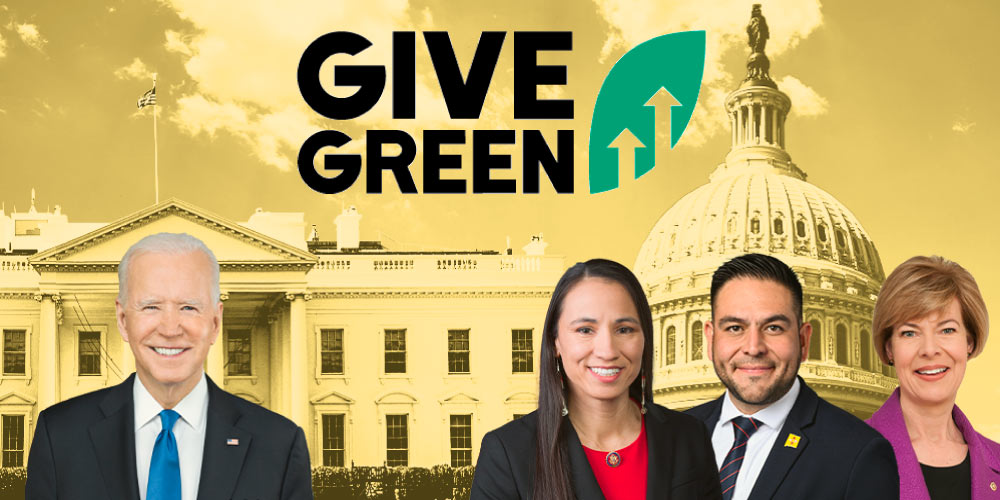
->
<box><xmin>720</xmin><ymin>416</ymin><xmax>761</xmax><ymax>500</ymax></box>
<box><xmin>147</xmin><ymin>409</ymin><xmax>181</xmax><ymax>500</ymax></box>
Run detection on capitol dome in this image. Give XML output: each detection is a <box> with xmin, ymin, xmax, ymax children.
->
<box><xmin>637</xmin><ymin>8</ymin><xmax>896</xmax><ymax>418</ymax></box>
<box><xmin>635</xmin><ymin>161</ymin><xmax>885</xmax><ymax>287</ymax></box>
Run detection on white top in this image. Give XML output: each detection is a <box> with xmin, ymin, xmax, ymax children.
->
<box><xmin>134</xmin><ymin>373</ymin><xmax>209</xmax><ymax>500</ymax></box>
<box><xmin>711</xmin><ymin>377</ymin><xmax>801</xmax><ymax>500</ymax></box>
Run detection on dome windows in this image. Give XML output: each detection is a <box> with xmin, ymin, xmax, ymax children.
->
<box><xmin>632</xmin><ymin>173</ymin><xmax>883</xmax><ymax>283</ymax></box>
<box><xmin>816</xmin><ymin>223</ymin><xmax>828</xmax><ymax>242</ymax></box>
<box><xmin>859</xmin><ymin>330</ymin><xmax>872</xmax><ymax>371</ymax></box>
<box><xmin>690</xmin><ymin>321</ymin><xmax>703</xmax><ymax>361</ymax></box>
<box><xmin>664</xmin><ymin>326</ymin><xmax>676</xmax><ymax>366</ymax></box>
<box><xmin>808</xmin><ymin>319</ymin><xmax>823</xmax><ymax>362</ymax></box>
<box><xmin>835</xmin><ymin>324</ymin><xmax>849</xmax><ymax>366</ymax></box>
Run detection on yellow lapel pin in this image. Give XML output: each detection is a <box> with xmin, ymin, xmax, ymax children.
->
<box><xmin>784</xmin><ymin>434</ymin><xmax>801</xmax><ymax>448</ymax></box>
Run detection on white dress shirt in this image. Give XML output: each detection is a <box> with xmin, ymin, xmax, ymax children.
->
<box><xmin>134</xmin><ymin>372</ymin><xmax>209</xmax><ymax>500</ymax></box>
<box><xmin>711</xmin><ymin>377</ymin><xmax>801</xmax><ymax>500</ymax></box>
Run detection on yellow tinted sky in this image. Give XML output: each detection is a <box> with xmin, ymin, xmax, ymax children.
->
<box><xmin>1</xmin><ymin>1</ymin><xmax>998</xmax><ymax>435</ymax></box>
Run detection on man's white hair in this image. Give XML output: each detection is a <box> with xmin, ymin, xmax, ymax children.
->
<box><xmin>117</xmin><ymin>232</ymin><xmax>221</xmax><ymax>303</ymax></box>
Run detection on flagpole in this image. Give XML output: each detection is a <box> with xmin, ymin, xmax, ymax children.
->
<box><xmin>152</xmin><ymin>73</ymin><xmax>159</xmax><ymax>204</ymax></box>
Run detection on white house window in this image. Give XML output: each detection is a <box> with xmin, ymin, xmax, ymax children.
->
<box><xmin>320</xmin><ymin>329</ymin><xmax>345</xmax><ymax>375</ymax></box>
<box><xmin>386</xmin><ymin>414</ymin><xmax>408</xmax><ymax>466</ymax></box>
<box><xmin>2</xmin><ymin>330</ymin><xmax>26</xmax><ymax>376</ymax></box>
<box><xmin>1</xmin><ymin>414</ymin><xmax>24</xmax><ymax>467</ymax></box>
<box><xmin>78</xmin><ymin>330</ymin><xmax>102</xmax><ymax>376</ymax></box>
<box><xmin>448</xmin><ymin>329</ymin><xmax>470</xmax><ymax>374</ymax></box>
<box><xmin>449</xmin><ymin>415</ymin><xmax>472</xmax><ymax>467</ymax></box>
<box><xmin>511</xmin><ymin>329</ymin><xmax>533</xmax><ymax>373</ymax></box>
<box><xmin>384</xmin><ymin>329</ymin><xmax>407</xmax><ymax>374</ymax></box>
<box><xmin>226</xmin><ymin>329</ymin><xmax>252</xmax><ymax>376</ymax></box>
<box><xmin>321</xmin><ymin>414</ymin><xmax>346</xmax><ymax>467</ymax></box>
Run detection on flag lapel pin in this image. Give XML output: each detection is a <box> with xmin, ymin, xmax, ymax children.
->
<box><xmin>784</xmin><ymin>434</ymin><xmax>801</xmax><ymax>448</ymax></box>
<box><xmin>227</xmin><ymin>438</ymin><xmax>240</xmax><ymax>446</ymax></box>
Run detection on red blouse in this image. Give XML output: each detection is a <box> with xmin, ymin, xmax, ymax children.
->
<box><xmin>582</xmin><ymin>417</ymin><xmax>647</xmax><ymax>500</ymax></box>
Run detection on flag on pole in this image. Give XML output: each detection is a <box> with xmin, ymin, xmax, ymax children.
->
<box><xmin>137</xmin><ymin>86</ymin><xmax>156</xmax><ymax>109</ymax></box>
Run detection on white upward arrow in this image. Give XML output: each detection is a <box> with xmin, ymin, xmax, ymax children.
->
<box><xmin>644</xmin><ymin>86</ymin><xmax>681</xmax><ymax>149</ymax></box>
<box><xmin>608</xmin><ymin>128</ymin><xmax>646</xmax><ymax>189</ymax></box>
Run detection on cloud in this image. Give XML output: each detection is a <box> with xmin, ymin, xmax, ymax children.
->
<box><xmin>594</xmin><ymin>0</ymin><xmax>824</xmax><ymax>147</ymax></box>
<box><xmin>777</xmin><ymin>75</ymin><xmax>828</xmax><ymax>117</ymax></box>
<box><xmin>951</xmin><ymin>119</ymin><xmax>975</xmax><ymax>134</ymax></box>
<box><xmin>15</xmin><ymin>22</ymin><xmax>45</xmax><ymax>51</ymax></box>
<box><xmin>164</xmin><ymin>30</ymin><xmax>193</xmax><ymax>56</ymax></box>
<box><xmin>114</xmin><ymin>57</ymin><xmax>155</xmax><ymax>81</ymax></box>
<box><xmin>0</xmin><ymin>31</ymin><xmax>6</xmax><ymax>58</ymax></box>
<box><xmin>159</xmin><ymin>0</ymin><xmax>442</xmax><ymax>173</ymax></box>
<box><xmin>32</xmin><ymin>98</ymin><xmax>53</xmax><ymax>118</ymax></box>
<box><xmin>172</xmin><ymin>94</ymin><xmax>316</xmax><ymax>171</ymax></box>
<box><xmin>418</xmin><ymin>6</ymin><xmax>433</xmax><ymax>28</ymax></box>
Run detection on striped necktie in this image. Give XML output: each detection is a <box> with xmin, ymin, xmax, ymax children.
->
<box><xmin>147</xmin><ymin>409</ymin><xmax>182</xmax><ymax>500</ymax></box>
<box><xmin>720</xmin><ymin>416</ymin><xmax>761</xmax><ymax>500</ymax></box>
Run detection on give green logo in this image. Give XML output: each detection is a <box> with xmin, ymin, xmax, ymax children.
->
<box><xmin>588</xmin><ymin>31</ymin><xmax>706</xmax><ymax>193</ymax></box>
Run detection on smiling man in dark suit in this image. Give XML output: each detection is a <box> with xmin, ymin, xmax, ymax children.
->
<box><xmin>26</xmin><ymin>232</ymin><xmax>312</xmax><ymax>500</ymax></box>
<box><xmin>685</xmin><ymin>253</ymin><xmax>898</xmax><ymax>500</ymax></box>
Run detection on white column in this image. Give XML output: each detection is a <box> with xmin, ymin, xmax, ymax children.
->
<box><xmin>206</xmin><ymin>293</ymin><xmax>227</xmax><ymax>385</ymax></box>
<box><xmin>731</xmin><ymin>112</ymin><xmax>737</xmax><ymax>149</ymax></box>
<box><xmin>268</xmin><ymin>311</ymin><xmax>282</xmax><ymax>414</ymax></box>
<box><xmin>761</xmin><ymin>103</ymin><xmax>769</xmax><ymax>145</ymax></box>
<box><xmin>780</xmin><ymin>114</ymin><xmax>785</xmax><ymax>147</ymax></box>
<box><xmin>746</xmin><ymin>105</ymin><xmax>753</xmax><ymax>144</ymax></box>
<box><xmin>754</xmin><ymin>103</ymin><xmax>762</xmax><ymax>144</ymax></box>
<box><xmin>741</xmin><ymin>106</ymin><xmax>748</xmax><ymax>145</ymax></box>
<box><xmin>770</xmin><ymin>108</ymin><xmax>778</xmax><ymax>146</ymax></box>
<box><xmin>37</xmin><ymin>293</ymin><xmax>61</xmax><ymax>409</ymax></box>
<box><xmin>287</xmin><ymin>293</ymin><xmax>308</xmax><ymax>427</ymax></box>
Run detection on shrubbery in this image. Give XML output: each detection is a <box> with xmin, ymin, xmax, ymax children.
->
<box><xmin>313</xmin><ymin>465</ymin><xmax>474</xmax><ymax>500</ymax></box>
<box><xmin>0</xmin><ymin>468</ymin><xmax>26</xmax><ymax>499</ymax></box>
<box><xmin>0</xmin><ymin>465</ymin><xmax>474</xmax><ymax>500</ymax></box>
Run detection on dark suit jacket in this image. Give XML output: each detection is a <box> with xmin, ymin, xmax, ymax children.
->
<box><xmin>25</xmin><ymin>374</ymin><xmax>312</xmax><ymax>500</ymax></box>
<box><xmin>470</xmin><ymin>403</ymin><xmax>722</xmax><ymax>499</ymax></box>
<box><xmin>684</xmin><ymin>378</ymin><xmax>899</xmax><ymax>500</ymax></box>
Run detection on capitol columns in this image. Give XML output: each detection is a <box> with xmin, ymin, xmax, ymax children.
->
<box><xmin>207</xmin><ymin>291</ymin><xmax>229</xmax><ymax>385</ymax></box>
<box><xmin>35</xmin><ymin>292</ymin><xmax>62</xmax><ymax>410</ymax></box>
<box><xmin>760</xmin><ymin>100</ymin><xmax>768</xmax><ymax>145</ymax></box>
<box><xmin>285</xmin><ymin>291</ymin><xmax>310</xmax><ymax>426</ymax></box>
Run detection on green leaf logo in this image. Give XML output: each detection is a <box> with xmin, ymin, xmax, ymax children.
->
<box><xmin>589</xmin><ymin>31</ymin><xmax>706</xmax><ymax>193</ymax></box>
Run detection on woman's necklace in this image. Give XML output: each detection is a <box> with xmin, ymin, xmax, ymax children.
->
<box><xmin>573</xmin><ymin>399</ymin><xmax>641</xmax><ymax>467</ymax></box>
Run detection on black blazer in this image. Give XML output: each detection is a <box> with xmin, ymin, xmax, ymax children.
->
<box><xmin>25</xmin><ymin>374</ymin><xmax>313</xmax><ymax>500</ymax></box>
<box><xmin>684</xmin><ymin>378</ymin><xmax>899</xmax><ymax>500</ymax></box>
<box><xmin>471</xmin><ymin>403</ymin><xmax>722</xmax><ymax>499</ymax></box>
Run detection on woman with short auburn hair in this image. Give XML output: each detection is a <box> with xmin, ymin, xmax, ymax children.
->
<box><xmin>867</xmin><ymin>255</ymin><xmax>1000</xmax><ymax>500</ymax></box>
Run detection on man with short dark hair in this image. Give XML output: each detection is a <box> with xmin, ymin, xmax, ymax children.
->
<box><xmin>686</xmin><ymin>253</ymin><xmax>898</xmax><ymax>500</ymax></box>
<box><xmin>26</xmin><ymin>233</ymin><xmax>313</xmax><ymax>500</ymax></box>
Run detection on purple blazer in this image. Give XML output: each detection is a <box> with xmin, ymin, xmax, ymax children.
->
<box><xmin>867</xmin><ymin>389</ymin><xmax>1000</xmax><ymax>500</ymax></box>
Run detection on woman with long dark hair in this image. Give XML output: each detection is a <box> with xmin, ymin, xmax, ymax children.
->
<box><xmin>471</xmin><ymin>259</ymin><xmax>720</xmax><ymax>499</ymax></box>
